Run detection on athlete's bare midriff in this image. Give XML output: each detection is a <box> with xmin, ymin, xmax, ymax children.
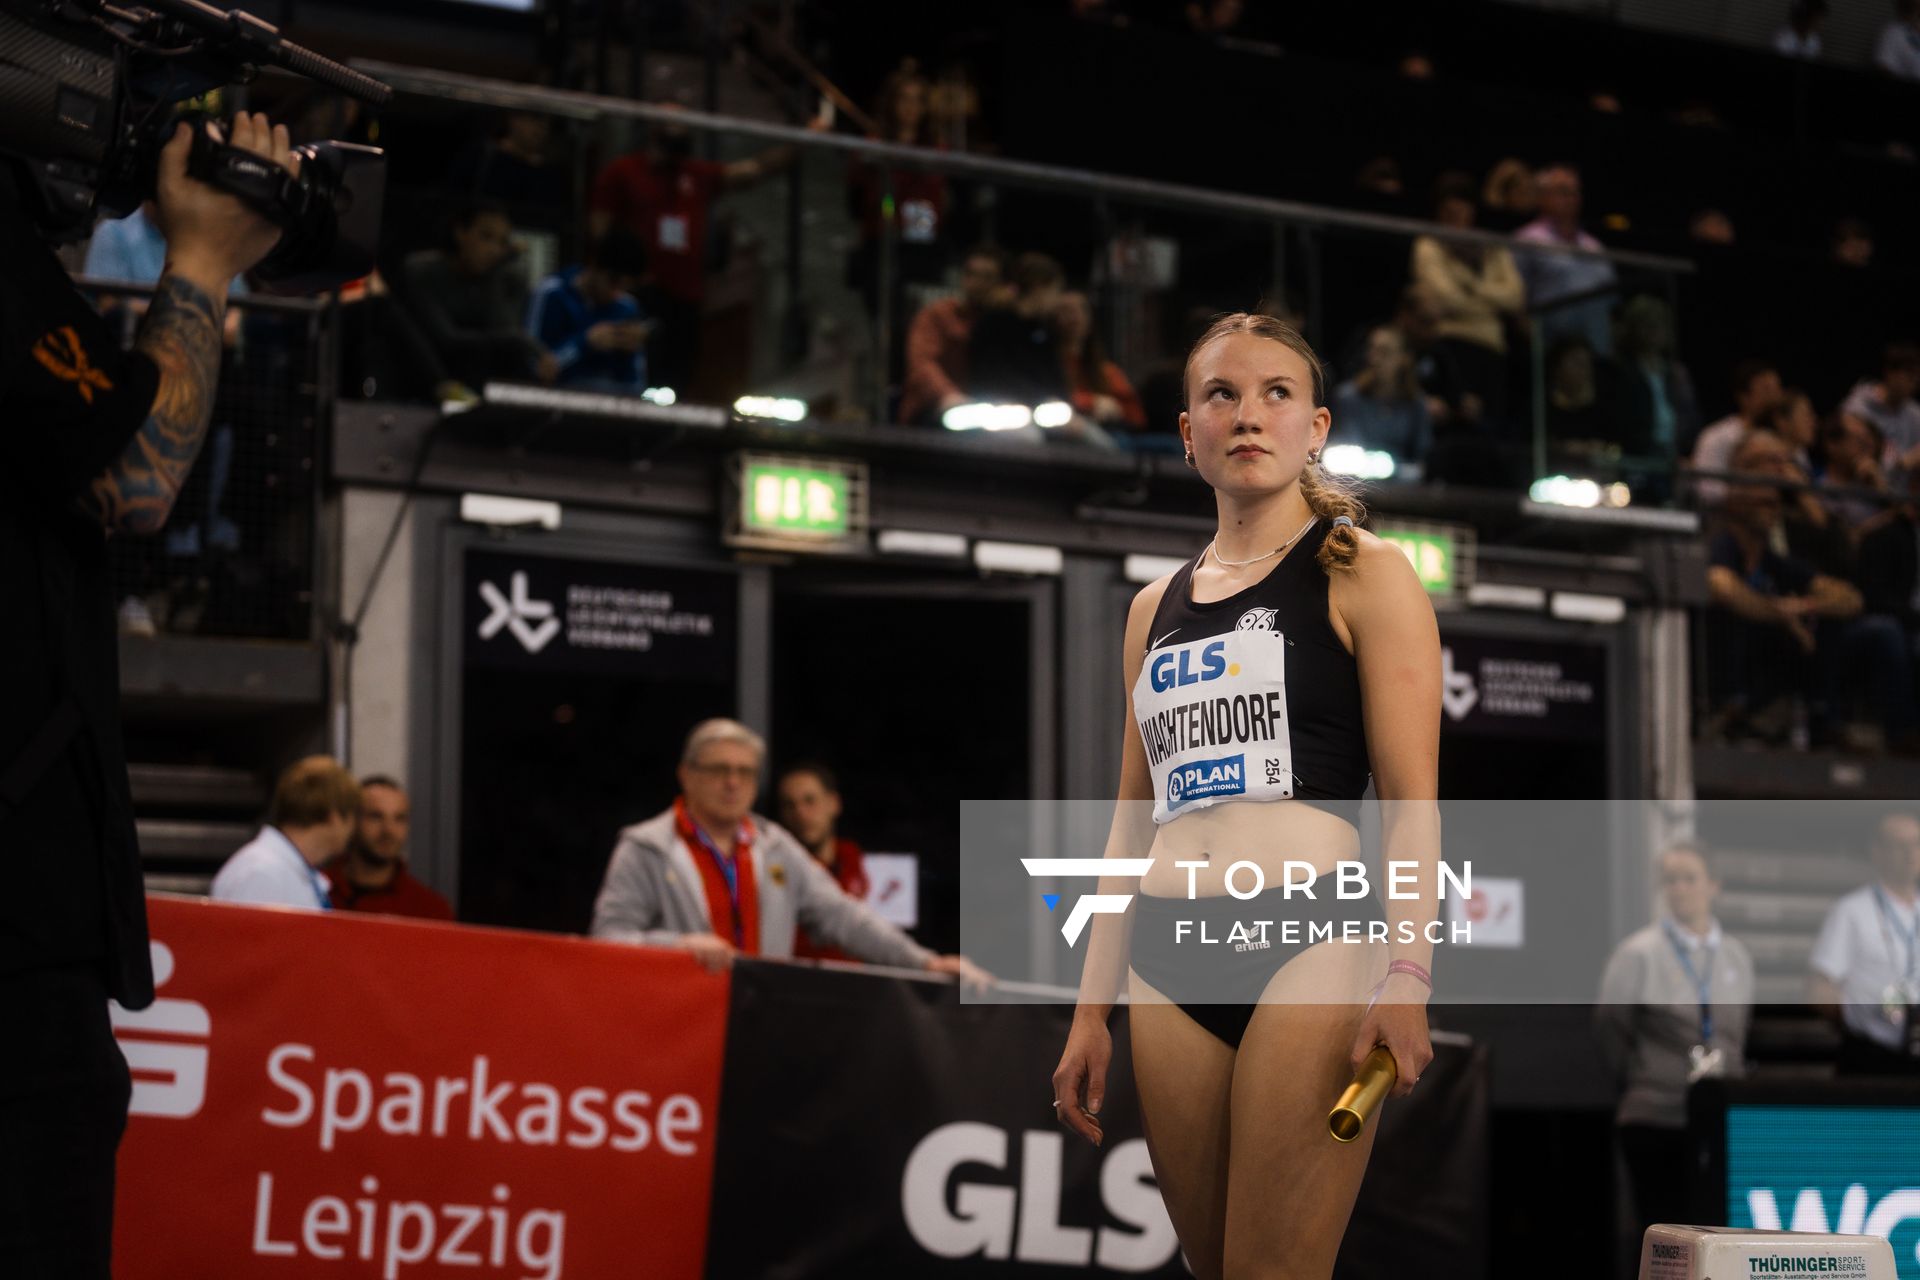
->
<box><xmin>1138</xmin><ymin>796</ymin><xmax>1361</xmax><ymax>898</ymax></box>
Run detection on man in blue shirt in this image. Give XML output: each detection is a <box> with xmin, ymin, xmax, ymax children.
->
<box><xmin>526</xmin><ymin>227</ymin><xmax>652</xmax><ymax>390</ymax></box>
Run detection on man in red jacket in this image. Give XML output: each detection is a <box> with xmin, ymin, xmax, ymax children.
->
<box><xmin>776</xmin><ymin>763</ymin><xmax>869</xmax><ymax>961</ymax></box>
<box><xmin>322</xmin><ymin>776</ymin><xmax>454</xmax><ymax>921</ymax></box>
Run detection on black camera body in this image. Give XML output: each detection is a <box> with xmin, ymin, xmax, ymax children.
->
<box><xmin>0</xmin><ymin>0</ymin><xmax>390</xmax><ymax>291</ymax></box>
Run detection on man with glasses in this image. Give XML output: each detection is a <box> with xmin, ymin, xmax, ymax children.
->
<box><xmin>1811</xmin><ymin>812</ymin><xmax>1920</xmax><ymax>1075</ymax></box>
<box><xmin>591</xmin><ymin>718</ymin><xmax>979</xmax><ymax>981</ymax></box>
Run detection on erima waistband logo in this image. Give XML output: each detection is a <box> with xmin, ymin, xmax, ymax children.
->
<box><xmin>1167</xmin><ymin>754</ymin><xmax>1245</xmax><ymax>810</ymax></box>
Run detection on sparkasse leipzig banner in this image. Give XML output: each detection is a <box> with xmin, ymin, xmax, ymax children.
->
<box><xmin>112</xmin><ymin>898</ymin><xmax>727</xmax><ymax>1279</ymax></box>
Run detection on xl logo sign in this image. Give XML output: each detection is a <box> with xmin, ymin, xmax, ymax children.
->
<box><xmin>1021</xmin><ymin>859</ymin><xmax>1155</xmax><ymax>946</ymax></box>
<box><xmin>1440</xmin><ymin>647</ymin><xmax>1478</xmax><ymax>721</ymax></box>
<box><xmin>901</xmin><ymin>1122</ymin><xmax>1178</xmax><ymax>1270</ymax></box>
<box><xmin>477</xmin><ymin>571</ymin><xmax>560</xmax><ymax>653</ymax></box>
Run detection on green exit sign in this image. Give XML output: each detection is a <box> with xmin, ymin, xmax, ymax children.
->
<box><xmin>729</xmin><ymin>453</ymin><xmax>868</xmax><ymax>552</ymax></box>
<box><xmin>1376</xmin><ymin>524</ymin><xmax>1469</xmax><ymax>596</ymax></box>
<box><xmin>746</xmin><ymin>464</ymin><xmax>848</xmax><ymax>536</ymax></box>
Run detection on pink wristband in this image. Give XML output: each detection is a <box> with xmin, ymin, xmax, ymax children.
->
<box><xmin>1386</xmin><ymin>959</ymin><xmax>1432</xmax><ymax>989</ymax></box>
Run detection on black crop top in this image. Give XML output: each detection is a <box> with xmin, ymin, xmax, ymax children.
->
<box><xmin>1131</xmin><ymin>519</ymin><xmax>1371</xmax><ymax>827</ymax></box>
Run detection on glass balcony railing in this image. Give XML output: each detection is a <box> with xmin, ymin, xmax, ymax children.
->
<box><xmin>354</xmin><ymin>61</ymin><xmax>1697</xmax><ymax>507</ymax></box>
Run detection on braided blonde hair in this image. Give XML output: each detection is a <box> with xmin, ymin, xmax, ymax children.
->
<box><xmin>1183</xmin><ymin>312</ymin><xmax>1366</xmax><ymax>573</ymax></box>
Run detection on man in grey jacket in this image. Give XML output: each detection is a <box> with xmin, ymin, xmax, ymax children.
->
<box><xmin>591</xmin><ymin>718</ymin><xmax>980</xmax><ymax>980</ymax></box>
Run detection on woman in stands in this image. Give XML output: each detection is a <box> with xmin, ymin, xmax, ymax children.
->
<box><xmin>1049</xmin><ymin>313</ymin><xmax>1442</xmax><ymax>1279</ymax></box>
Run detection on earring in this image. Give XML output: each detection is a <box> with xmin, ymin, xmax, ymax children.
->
<box><xmin>1307</xmin><ymin>448</ymin><xmax>1320</xmax><ymax>463</ymax></box>
<box><xmin>1184</xmin><ymin>449</ymin><xmax>1196</xmax><ymax>467</ymax></box>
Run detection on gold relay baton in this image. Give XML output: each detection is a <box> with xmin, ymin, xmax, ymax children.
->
<box><xmin>1328</xmin><ymin>1046</ymin><xmax>1397</xmax><ymax>1143</ymax></box>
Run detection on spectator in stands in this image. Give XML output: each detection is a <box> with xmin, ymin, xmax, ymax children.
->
<box><xmin>1810</xmin><ymin>812</ymin><xmax>1920</xmax><ymax>1074</ymax></box>
<box><xmin>1688</xmin><ymin>208</ymin><xmax>1737</xmax><ymax>246</ymax></box>
<box><xmin>447</xmin><ymin>110</ymin><xmax>567</xmax><ymax>211</ymax></box>
<box><xmin>1515</xmin><ymin>164</ymin><xmax>1618</xmax><ymax>357</ymax></box>
<box><xmin>1614</xmin><ymin>295</ymin><xmax>1699</xmax><ymax>460</ymax></box>
<box><xmin>1832</xmin><ymin>218</ymin><xmax>1875</xmax><ymax>269</ymax></box>
<box><xmin>1855</xmin><ymin>466</ymin><xmax>1920</xmax><ymax>660</ymax></box>
<box><xmin>1595</xmin><ymin>843</ymin><xmax>1754</xmax><ymax>1235</ymax></box>
<box><xmin>1772</xmin><ymin>0</ymin><xmax>1827</xmax><ymax>58</ymax></box>
<box><xmin>211</xmin><ymin>757</ymin><xmax>359</xmax><ymax>910</ymax></box>
<box><xmin>403</xmin><ymin>201</ymin><xmax>553</xmax><ymax>390</ymax></box>
<box><xmin>1760</xmin><ymin>388</ymin><xmax>1820</xmax><ymax>473</ymax></box>
<box><xmin>1331</xmin><ymin>325</ymin><xmax>1432</xmax><ymax>476</ymax></box>
<box><xmin>1873</xmin><ymin>0</ymin><xmax>1920</xmax><ymax>79</ymax></box>
<box><xmin>526</xmin><ymin>227</ymin><xmax>652</xmax><ymax>391</ymax></box>
<box><xmin>966</xmin><ymin>252</ymin><xmax>1073</xmax><ymax>410</ymax></box>
<box><xmin>1480</xmin><ymin>158</ymin><xmax>1537</xmax><ymax>231</ymax></box>
<box><xmin>900</xmin><ymin>246</ymin><xmax>1007</xmax><ymax>425</ymax></box>
<box><xmin>1733</xmin><ymin>427</ymin><xmax>1850</xmax><ymax>581</ymax></box>
<box><xmin>1842</xmin><ymin>342</ymin><xmax>1920</xmax><ymax>478</ymax></box>
<box><xmin>776</xmin><ymin>763</ymin><xmax>867</xmax><ymax>962</ymax></box>
<box><xmin>1409</xmin><ymin>172</ymin><xmax>1524</xmax><ymax>429</ymax></box>
<box><xmin>590</xmin><ymin>719</ymin><xmax>983</xmax><ymax>981</ymax></box>
<box><xmin>1186</xmin><ymin>0</ymin><xmax>1245</xmax><ymax>35</ymax></box>
<box><xmin>1819</xmin><ymin>411</ymin><xmax>1891</xmax><ymax>531</ymax></box>
<box><xmin>1703</xmin><ymin>434</ymin><xmax>1864</xmax><ymax>744</ymax></box>
<box><xmin>1544</xmin><ymin>337</ymin><xmax>1619</xmax><ymax>446</ymax></box>
<box><xmin>1056</xmin><ymin>290</ymin><xmax>1146</xmax><ymax>432</ymax></box>
<box><xmin>588</xmin><ymin>116</ymin><xmax>796</xmax><ymax>392</ymax></box>
<box><xmin>1687</xmin><ymin>359</ymin><xmax>1784</xmax><ymax>508</ymax></box>
<box><xmin>848</xmin><ymin>63</ymin><xmax>951</xmax><ymax>317</ymax></box>
<box><xmin>321</xmin><ymin>776</ymin><xmax>453</xmax><ymax>921</ymax></box>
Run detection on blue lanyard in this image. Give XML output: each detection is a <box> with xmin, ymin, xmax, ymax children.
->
<box><xmin>689</xmin><ymin>822</ymin><xmax>743</xmax><ymax>944</ymax></box>
<box><xmin>274</xmin><ymin>828</ymin><xmax>331</xmax><ymax>910</ymax></box>
<box><xmin>1663</xmin><ymin>921</ymin><xmax>1716</xmax><ymax>1042</ymax></box>
<box><xmin>1873</xmin><ymin>888</ymin><xmax>1918</xmax><ymax>983</ymax></box>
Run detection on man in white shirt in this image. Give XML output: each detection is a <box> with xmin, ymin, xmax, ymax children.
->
<box><xmin>1810</xmin><ymin>811</ymin><xmax>1920</xmax><ymax>1075</ymax></box>
<box><xmin>210</xmin><ymin>757</ymin><xmax>360</xmax><ymax>909</ymax></box>
<box><xmin>1842</xmin><ymin>342</ymin><xmax>1920</xmax><ymax>479</ymax></box>
<box><xmin>1514</xmin><ymin>165</ymin><xmax>1618</xmax><ymax>356</ymax></box>
<box><xmin>1874</xmin><ymin>0</ymin><xmax>1920</xmax><ymax>79</ymax></box>
<box><xmin>1686</xmin><ymin>359</ymin><xmax>1783</xmax><ymax>508</ymax></box>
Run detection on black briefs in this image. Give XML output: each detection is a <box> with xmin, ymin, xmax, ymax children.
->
<box><xmin>1128</xmin><ymin>886</ymin><xmax>1382</xmax><ymax>1048</ymax></box>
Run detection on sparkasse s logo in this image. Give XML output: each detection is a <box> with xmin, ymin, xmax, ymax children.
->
<box><xmin>110</xmin><ymin>941</ymin><xmax>212</xmax><ymax>1119</ymax></box>
<box><xmin>1020</xmin><ymin>858</ymin><xmax>1154</xmax><ymax>946</ymax></box>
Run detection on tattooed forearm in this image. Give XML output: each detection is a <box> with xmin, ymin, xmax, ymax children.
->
<box><xmin>86</xmin><ymin>272</ymin><xmax>226</xmax><ymax>533</ymax></box>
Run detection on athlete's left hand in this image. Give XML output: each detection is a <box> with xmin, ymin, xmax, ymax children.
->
<box><xmin>1349</xmin><ymin>973</ymin><xmax>1434</xmax><ymax>1098</ymax></box>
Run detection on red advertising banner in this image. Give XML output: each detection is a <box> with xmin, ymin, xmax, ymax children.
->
<box><xmin>112</xmin><ymin>896</ymin><xmax>728</xmax><ymax>1280</ymax></box>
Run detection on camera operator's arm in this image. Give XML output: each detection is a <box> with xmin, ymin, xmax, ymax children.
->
<box><xmin>85</xmin><ymin>115</ymin><xmax>296</xmax><ymax>534</ymax></box>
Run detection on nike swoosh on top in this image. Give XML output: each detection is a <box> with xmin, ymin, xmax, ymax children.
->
<box><xmin>1150</xmin><ymin>628</ymin><xmax>1181</xmax><ymax>650</ymax></box>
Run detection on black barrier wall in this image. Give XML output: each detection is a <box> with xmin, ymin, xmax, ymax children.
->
<box><xmin>707</xmin><ymin>961</ymin><xmax>1489</xmax><ymax>1278</ymax></box>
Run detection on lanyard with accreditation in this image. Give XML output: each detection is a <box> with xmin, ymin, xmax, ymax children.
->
<box><xmin>675</xmin><ymin>797</ymin><xmax>756</xmax><ymax>949</ymax></box>
<box><xmin>1872</xmin><ymin>887</ymin><xmax>1919</xmax><ymax>1045</ymax></box>
<box><xmin>1662</xmin><ymin>920</ymin><xmax>1724</xmax><ymax>1081</ymax></box>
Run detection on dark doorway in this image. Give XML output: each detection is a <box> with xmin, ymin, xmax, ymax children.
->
<box><xmin>771</xmin><ymin>583</ymin><xmax>1039</xmax><ymax>955</ymax></box>
<box><xmin>459</xmin><ymin>667</ymin><xmax>737</xmax><ymax>933</ymax></box>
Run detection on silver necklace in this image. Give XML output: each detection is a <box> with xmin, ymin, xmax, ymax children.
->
<box><xmin>1206</xmin><ymin>514</ymin><xmax>1318</xmax><ymax>569</ymax></box>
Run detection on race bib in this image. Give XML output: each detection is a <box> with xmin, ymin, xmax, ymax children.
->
<box><xmin>899</xmin><ymin>199</ymin><xmax>938</xmax><ymax>244</ymax></box>
<box><xmin>1132</xmin><ymin>630</ymin><xmax>1292</xmax><ymax>824</ymax></box>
